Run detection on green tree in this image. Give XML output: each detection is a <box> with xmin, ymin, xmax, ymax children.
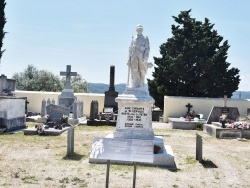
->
<box><xmin>148</xmin><ymin>10</ymin><xmax>240</xmax><ymax>110</ymax></box>
<box><xmin>0</xmin><ymin>0</ymin><xmax>6</xmax><ymax>61</ymax></box>
<box><xmin>61</xmin><ymin>74</ymin><xmax>88</xmax><ymax>93</ymax></box>
<box><xmin>12</xmin><ymin>64</ymin><xmax>63</xmax><ymax>91</ymax></box>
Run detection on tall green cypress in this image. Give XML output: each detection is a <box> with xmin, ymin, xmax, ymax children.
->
<box><xmin>148</xmin><ymin>10</ymin><xmax>240</xmax><ymax>110</ymax></box>
<box><xmin>0</xmin><ymin>0</ymin><xmax>6</xmax><ymax>61</ymax></box>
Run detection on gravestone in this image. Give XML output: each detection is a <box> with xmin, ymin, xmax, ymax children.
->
<box><xmin>58</xmin><ymin>65</ymin><xmax>77</xmax><ymax>112</ymax></box>
<box><xmin>41</xmin><ymin>98</ymin><xmax>46</xmax><ymax>117</ymax></box>
<box><xmin>0</xmin><ymin>74</ymin><xmax>16</xmax><ymax>96</ymax></box>
<box><xmin>104</xmin><ymin>65</ymin><xmax>118</xmax><ymax>113</ymax></box>
<box><xmin>89</xmin><ymin>100</ymin><xmax>99</xmax><ymax>121</ymax></box>
<box><xmin>247</xmin><ymin>108</ymin><xmax>250</xmax><ymax>116</ymax></box>
<box><xmin>207</xmin><ymin>106</ymin><xmax>240</xmax><ymax>124</ymax></box>
<box><xmin>46</xmin><ymin>104</ymin><xmax>70</xmax><ymax>124</ymax></box>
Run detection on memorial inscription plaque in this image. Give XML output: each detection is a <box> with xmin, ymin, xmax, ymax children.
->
<box><xmin>119</xmin><ymin>105</ymin><xmax>149</xmax><ymax>129</ymax></box>
<box><xmin>89</xmin><ymin>137</ymin><xmax>153</xmax><ymax>163</ymax></box>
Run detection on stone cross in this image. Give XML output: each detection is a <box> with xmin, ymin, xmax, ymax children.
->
<box><xmin>60</xmin><ymin>65</ymin><xmax>77</xmax><ymax>89</ymax></box>
<box><xmin>224</xmin><ymin>95</ymin><xmax>227</xmax><ymax>107</ymax></box>
<box><xmin>186</xmin><ymin>103</ymin><xmax>193</xmax><ymax>113</ymax></box>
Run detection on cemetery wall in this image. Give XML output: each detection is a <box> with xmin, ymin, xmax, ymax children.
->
<box><xmin>14</xmin><ymin>91</ymin><xmax>104</xmax><ymax>117</ymax></box>
<box><xmin>13</xmin><ymin>91</ymin><xmax>250</xmax><ymax>122</ymax></box>
<box><xmin>163</xmin><ymin>96</ymin><xmax>250</xmax><ymax>122</ymax></box>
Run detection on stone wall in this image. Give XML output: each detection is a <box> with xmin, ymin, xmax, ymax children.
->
<box><xmin>14</xmin><ymin>91</ymin><xmax>104</xmax><ymax>117</ymax></box>
<box><xmin>163</xmin><ymin>96</ymin><xmax>250</xmax><ymax>122</ymax></box>
<box><xmin>14</xmin><ymin>91</ymin><xmax>250</xmax><ymax>122</ymax></box>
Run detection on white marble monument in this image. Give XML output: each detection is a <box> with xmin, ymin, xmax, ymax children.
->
<box><xmin>89</xmin><ymin>25</ymin><xmax>175</xmax><ymax>168</ymax></box>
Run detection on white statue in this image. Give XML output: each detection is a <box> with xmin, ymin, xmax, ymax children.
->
<box><xmin>127</xmin><ymin>24</ymin><xmax>152</xmax><ymax>88</ymax></box>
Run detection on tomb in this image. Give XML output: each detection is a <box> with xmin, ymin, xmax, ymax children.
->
<box><xmin>0</xmin><ymin>75</ymin><xmax>26</xmax><ymax>133</ymax></box>
<box><xmin>168</xmin><ymin>103</ymin><xmax>206</xmax><ymax>130</ymax></box>
<box><xmin>203</xmin><ymin>96</ymin><xmax>250</xmax><ymax>139</ymax></box>
<box><xmin>87</xmin><ymin>65</ymin><xmax>118</xmax><ymax>126</ymax></box>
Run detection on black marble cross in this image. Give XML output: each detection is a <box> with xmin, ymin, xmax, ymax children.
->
<box><xmin>186</xmin><ymin>103</ymin><xmax>193</xmax><ymax>113</ymax></box>
<box><xmin>60</xmin><ymin>65</ymin><xmax>77</xmax><ymax>89</ymax></box>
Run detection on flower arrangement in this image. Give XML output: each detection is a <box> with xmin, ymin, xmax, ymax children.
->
<box><xmin>219</xmin><ymin>114</ymin><xmax>227</xmax><ymax>121</ymax></box>
<box><xmin>186</xmin><ymin>110</ymin><xmax>195</xmax><ymax>118</ymax></box>
<box><xmin>227</xmin><ymin>122</ymin><xmax>250</xmax><ymax>129</ymax></box>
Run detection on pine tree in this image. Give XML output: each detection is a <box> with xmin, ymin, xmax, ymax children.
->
<box><xmin>0</xmin><ymin>0</ymin><xmax>6</xmax><ymax>61</ymax></box>
<box><xmin>148</xmin><ymin>10</ymin><xmax>240</xmax><ymax>110</ymax></box>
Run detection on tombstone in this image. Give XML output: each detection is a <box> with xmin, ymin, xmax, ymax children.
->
<box><xmin>207</xmin><ymin>106</ymin><xmax>240</xmax><ymax>124</ymax></box>
<box><xmin>52</xmin><ymin>98</ymin><xmax>55</xmax><ymax>105</ymax></box>
<box><xmin>46</xmin><ymin>104</ymin><xmax>70</xmax><ymax>124</ymax></box>
<box><xmin>247</xmin><ymin>108</ymin><xmax>250</xmax><ymax>116</ymax></box>
<box><xmin>89</xmin><ymin>100</ymin><xmax>99</xmax><ymax>121</ymax></box>
<box><xmin>104</xmin><ymin>65</ymin><xmax>118</xmax><ymax>113</ymax></box>
<box><xmin>79</xmin><ymin>100</ymin><xmax>84</xmax><ymax>118</ymax></box>
<box><xmin>0</xmin><ymin>74</ymin><xmax>16</xmax><ymax>96</ymax></box>
<box><xmin>47</xmin><ymin>98</ymin><xmax>51</xmax><ymax>105</ymax></box>
<box><xmin>58</xmin><ymin>65</ymin><xmax>77</xmax><ymax>112</ymax></box>
<box><xmin>41</xmin><ymin>99</ymin><xmax>46</xmax><ymax>117</ymax></box>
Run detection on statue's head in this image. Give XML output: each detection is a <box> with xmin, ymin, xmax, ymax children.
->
<box><xmin>136</xmin><ymin>24</ymin><xmax>143</xmax><ymax>35</ymax></box>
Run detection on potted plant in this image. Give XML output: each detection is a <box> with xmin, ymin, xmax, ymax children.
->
<box><xmin>195</xmin><ymin>122</ymin><xmax>203</xmax><ymax>130</ymax></box>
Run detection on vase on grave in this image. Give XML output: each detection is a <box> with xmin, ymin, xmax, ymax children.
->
<box><xmin>221</xmin><ymin>120</ymin><xmax>226</xmax><ymax>128</ymax></box>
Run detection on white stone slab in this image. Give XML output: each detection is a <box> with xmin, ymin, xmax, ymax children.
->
<box><xmin>89</xmin><ymin>137</ymin><xmax>154</xmax><ymax>163</ymax></box>
<box><xmin>90</xmin><ymin>135</ymin><xmax>176</xmax><ymax>168</ymax></box>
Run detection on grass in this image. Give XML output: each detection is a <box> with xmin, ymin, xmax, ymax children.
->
<box><xmin>21</xmin><ymin>175</ymin><xmax>38</xmax><ymax>184</ymax></box>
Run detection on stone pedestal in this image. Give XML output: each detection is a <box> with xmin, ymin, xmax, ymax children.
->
<box><xmin>114</xmin><ymin>88</ymin><xmax>154</xmax><ymax>139</ymax></box>
<box><xmin>89</xmin><ymin>87</ymin><xmax>176</xmax><ymax>168</ymax></box>
<box><xmin>58</xmin><ymin>89</ymin><xmax>76</xmax><ymax>112</ymax></box>
<box><xmin>0</xmin><ymin>97</ymin><xmax>26</xmax><ymax>132</ymax></box>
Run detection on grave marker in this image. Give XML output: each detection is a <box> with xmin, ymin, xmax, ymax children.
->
<box><xmin>60</xmin><ymin>65</ymin><xmax>77</xmax><ymax>90</ymax></box>
<box><xmin>46</xmin><ymin>104</ymin><xmax>70</xmax><ymax>124</ymax></box>
<box><xmin>186</xmin><ymin>103</ymin><xmax>193</xmax><ymax>113</ymax></box>
<box><xmin>58</xmin><ymin>65</ymin><xmax>77</xmax><ymax>111</ymax></box>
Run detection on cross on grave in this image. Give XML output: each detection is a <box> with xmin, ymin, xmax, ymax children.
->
<box><xmin>223</xmin><ymin>95</ymin><xmax>228</xmax><ymax>107</ymax></box>
<box><xmin>60</xmin><ymin>65</ymin><xmax>77</xmax><ymax>89</ymax></box>
<box><xmin>186</xmin><ymin>103</ymin><xmax>193</xmax><ymax>113</ymax></box>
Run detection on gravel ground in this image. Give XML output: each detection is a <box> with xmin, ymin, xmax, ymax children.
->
<box><xmin>0</xmin><ymin>123</ymin><xmax>249</xmax><ymax>188</ymax></box>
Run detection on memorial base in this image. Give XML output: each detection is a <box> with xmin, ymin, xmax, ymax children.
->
<box><xmin>89</xmin><ymin>134</ymin><xmax>176</xmax><ymax>168</ymax></box>
<box><xmin>113</xmin><ymin>128</ymin><xmax>154</xmax><ymax>139</ymax></box>
<box><xmin>203</xmin><ymin>122</ymin><xmax>250</xmax><ymax>139</ymax></box>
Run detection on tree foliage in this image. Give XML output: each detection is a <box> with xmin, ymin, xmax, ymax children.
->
<box><xmin>61</xmin><ymin>73</ymin><xmax>88</xmax><ymax>93</ymax></box>
<box><xmin>0</xmin><ymin>0</ymin><xmax>6</xmax><ymax>61</ymax></box>
<box><xmin>13</xmin><ymin>65</ymin><xmax>63</xmax><ymax>91</ymax></box>
<box><xmin>148</xmin><ymin>10</ymin><xmax>240</xmax><ymax>109</ymax></box>
<box><xmin>13</xmin><ymin>64</ymin><xmax>88</xmax><ymax>92</ymax></box>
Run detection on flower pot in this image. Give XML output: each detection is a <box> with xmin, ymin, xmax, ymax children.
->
<box><xmin>221</xmin><ymin>121</ymin><xmax>226</xmax><ymax>128</ymax></box>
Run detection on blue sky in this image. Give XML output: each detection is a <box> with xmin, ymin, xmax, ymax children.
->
<box><xmin>1</xmin><ymin>0</ymin><xmax>250</xmax><ymax>91</ymax></box>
